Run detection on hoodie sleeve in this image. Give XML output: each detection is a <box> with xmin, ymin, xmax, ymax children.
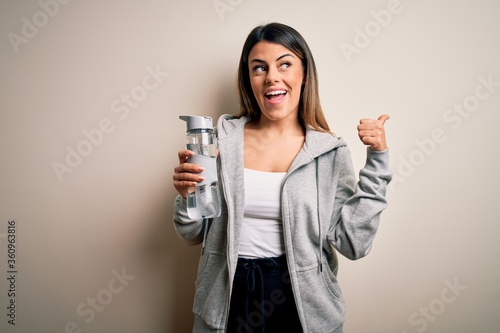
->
<box><xmin>173</xmin><ymin>195</ymin><xmax>205</xmax><ymax>246</ymax></box>
<box><xmin>327</xmin><ymin>147</ymin><xmax>392</xmax><ymax>260</ymax></box>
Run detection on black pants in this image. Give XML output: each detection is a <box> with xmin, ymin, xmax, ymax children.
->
<box><xmin>226</xmin><ymin>255</ymin><xmax>303</xmax><ymax>333</ymax></box>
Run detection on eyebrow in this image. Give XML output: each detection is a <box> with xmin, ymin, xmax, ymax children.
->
<box><xmin>250</xmin><ymin>53</ymin><xmax>294</xmax><ymax>63</ymax></box>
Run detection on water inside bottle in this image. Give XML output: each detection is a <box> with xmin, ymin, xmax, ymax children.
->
<box><xmin>186</xmin><ymin>143</ymin><xmax>216</xmax><ymax>157</ymax></box>
<box><xmin>186</xmin><ymin>182</ymin><xmax>220</xmax><ymax>219</ymax></box>
<box><xmin>186</xmin><ymin>191</ymin><xmax>201</xmax><ymax>220</ymax></box>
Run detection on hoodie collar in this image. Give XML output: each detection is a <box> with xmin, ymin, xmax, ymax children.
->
<box><xmin>302</xmin><ymin>125</ymin><xmax>346</xmax><ymax>158</ymax></box>
<box><xmin>216</xmin><ymin>114</ymin><xmax>346</xmax><ymax>160</ymax></box>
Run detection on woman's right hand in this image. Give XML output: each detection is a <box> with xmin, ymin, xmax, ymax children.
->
<box><xmin>172</xmin><ymin>150</ymin><xmax>205</xmax><ymax>198</ymax></box>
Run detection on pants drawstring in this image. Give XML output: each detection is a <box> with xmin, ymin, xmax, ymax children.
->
<box><xmin>244</xmin><ymin>261</ymin><xmax>265</xmax><ymax>333</ymax></box>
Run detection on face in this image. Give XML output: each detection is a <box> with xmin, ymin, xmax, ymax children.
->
<box><xmin>247</xmin><ymin>41</ymin><xmax>304</xmax><ymax>123</ymax></box>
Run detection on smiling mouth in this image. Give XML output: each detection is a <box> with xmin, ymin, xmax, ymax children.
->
<box><xmin>265</xmin><ymin>90</ymin><xmax>288</xmax><ymax>101</ymax></box>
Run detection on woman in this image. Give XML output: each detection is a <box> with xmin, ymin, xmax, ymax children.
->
<box><xmin>173</xmin><ymin>22</ymin><xmax>392</xmax><ymax>333</ymax></box>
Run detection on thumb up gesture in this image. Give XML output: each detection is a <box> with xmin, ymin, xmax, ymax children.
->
<box><xmin>357</xmin><ymin>114</ymin><xmax>390</xmax><ymax>151</ymax></box>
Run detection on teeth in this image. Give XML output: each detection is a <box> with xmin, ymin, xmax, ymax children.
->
<box><xmin>266</xmin><ymin>90</ymin><xmax>287</xmax><ymax>96</ymax></box>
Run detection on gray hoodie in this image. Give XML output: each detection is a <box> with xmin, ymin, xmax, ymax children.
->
<box><xmin>174</xmin><ymin>114</ymin><xmax>392</xmax><ymax>332</ymax></box>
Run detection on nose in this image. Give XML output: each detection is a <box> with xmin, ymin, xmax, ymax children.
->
<box><xmin>265</xmin><ymin>66</ymin><xmax>280</xmax><ymax>84</ymax></box>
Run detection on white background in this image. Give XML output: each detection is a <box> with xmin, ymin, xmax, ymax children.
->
<box><xmin>1</xmin><ymin>0</ymin><xmax>499</xmax><ymax>332</ymax></box>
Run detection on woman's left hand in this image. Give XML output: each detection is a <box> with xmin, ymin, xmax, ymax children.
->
<box><xmin>357</xmin><ymin>114</ymin><xmax>390</xmax><ymax>151</ymax></box>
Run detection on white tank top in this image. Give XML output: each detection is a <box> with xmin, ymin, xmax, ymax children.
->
<box><xmin>238</xmin><ymin>168</ymin><xmax>286</xmax><ymax>259</ymax></box>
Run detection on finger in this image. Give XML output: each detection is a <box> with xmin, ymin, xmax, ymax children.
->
<box><xmin>358</xmin><ymin>124</ymin><xmax>384</xmax><ymax>135</ymax></box>
<box><xmin>377</xmin><ymin>114</ymin><xmax>390</xmax><ymax>125</ymax></box>
<box><xmin>174</xmin><ymin>163</ymin><xmax>205</xmax><ymax>174</ymax></box>
<box><xmin>360</xmin><ymin>114</ymin><xmax>390</xmax><ymax>125</ymax></box>
<box><xmin>173</xmin><ymin>180</ymin><xmax>198</xmax><ymax>189</ymax></box>
<box><xmin>360</xmin><ymin>136</ymin><xmax>376</xmax><ymax>146</ymax></box>
<box><xmin>359</xmin><ymin>118</ymin><xmax>376</xmax><ymax>124</ymax></box>
<box><xmin>357</xmin><ymin>123</ymin><xmax>380</xmax><ymax>131</ymax></box>
<box><xmin>173</xmin><ymin>172</ymin><xmax>205</xmax><ymax>184</ymax></box>
<box><xmin>358</xmin><ymin>129</ymin><xmax>379</xmax><ymax>138</ymax></box>
<box><xmin>177</xmin><ymin>150</ymin><xmax>194</xmax><ymax>164</ymax></box>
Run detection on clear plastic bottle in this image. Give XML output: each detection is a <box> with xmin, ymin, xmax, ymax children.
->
<box><xmin>179</xmin><ymin>115</ymin><xmax>221</xmax><ymax>220</ymax></box>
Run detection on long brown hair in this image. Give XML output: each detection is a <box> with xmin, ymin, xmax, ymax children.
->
<box><xmin>237</xmin><ymin>22</ymin><xmax>331</xmax><ymax>133</ymax></box>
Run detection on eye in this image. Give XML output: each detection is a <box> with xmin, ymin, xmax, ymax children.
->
<box><xmin>252</xmin><ymin>65</ymin><xmax>266</xmax><ymax>73</ymax></box>
<box><xmin>280</xmin><ymin>62</ymin><xmax>291</xmax><ymax>69</ymax></box>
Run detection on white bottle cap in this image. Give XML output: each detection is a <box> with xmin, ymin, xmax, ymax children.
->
<box><xmin>179</xmin><ymin>115</ymin><xmax>213</xmax><ymax>131</ymax></box>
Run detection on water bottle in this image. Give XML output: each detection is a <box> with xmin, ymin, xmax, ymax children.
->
<box><xmin>179</xmin><ymin>115</ymin><xmax>221</xmax><ymax>220</ymax></box>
